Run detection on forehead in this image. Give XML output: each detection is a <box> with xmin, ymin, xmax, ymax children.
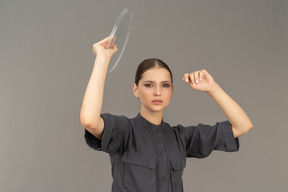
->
<box><xmin>140</xmin><ymin>68</ymin><xmax>171</xmax><ymax>82</ymax></box>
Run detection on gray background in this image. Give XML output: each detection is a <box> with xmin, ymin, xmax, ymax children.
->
<box><xmin>1</xmin><ymin>0</ymin><xmax>287</xmax><ymax>191</ymax></box>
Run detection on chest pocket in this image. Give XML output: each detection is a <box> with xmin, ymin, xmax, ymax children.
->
<box><xmin>122</xmin><ymin>151</ymin><xmax>157</xmax><ymax>192</ymax></box>
<box><xmin>170</xmin><ymin>160</ymin><xmax>185</xmax><ymax>192</ymax></box>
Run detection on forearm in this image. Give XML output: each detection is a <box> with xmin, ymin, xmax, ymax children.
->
<box><xmin>80</xmin><ymin>56</ymin><xmax>110</xmax><ymax>127</ymax></box>
<box><xmin>208</xmin><ymin>84</ymin><xmax>253</xmax><ymax>136</ymax></box>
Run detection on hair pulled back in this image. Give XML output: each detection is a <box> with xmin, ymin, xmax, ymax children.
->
<box><xmin>134</xmin><ymin>58</ymin><xmax>173</xmax><ymax>85</ymax></box>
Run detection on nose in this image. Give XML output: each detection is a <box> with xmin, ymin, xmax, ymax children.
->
<box><xmin>154</xmin><ymin>85</ymin><xmax>161</xmax><ymax>96</ymax></box>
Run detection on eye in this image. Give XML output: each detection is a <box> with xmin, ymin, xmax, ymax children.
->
<box><xmin>163</xmin><ymin>84</ymin><xmax>170</xmax><ymax>88</ymax></box>
<box><xmin>144</xmin><ymin>84</ymin><xmax>152</xmax><ymax>88</ymax></box>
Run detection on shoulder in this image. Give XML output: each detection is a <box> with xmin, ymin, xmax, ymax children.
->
<box><xmin>166</xmin><ymin>122</ymin><xmax>190</xmax><ymax>136</ymax></box>
<box><xmin>101</xmin><ymin>113</ymin><xmax>130</xmax><ymax>122</ymax></box>
<box><xmin>100</xmin><ymin>113</ymin><xmax>133</xmax><ymax>130</ymax></box>
<box><xmin>170</xmin><ymin>123</ymin><xmax>195</xmax><ymax>131</ymax></box>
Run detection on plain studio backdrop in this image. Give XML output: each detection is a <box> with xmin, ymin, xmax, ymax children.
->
<box><xmin>1</xmin><ymin>0</ymin><xmax>287</xmax><ymax>191</ymax></box>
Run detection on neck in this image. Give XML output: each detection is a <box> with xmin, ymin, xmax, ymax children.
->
<box><xmin>140</xmin><ymin>109</ymin><xmax>163</xmax><ymax>125</ymax></box>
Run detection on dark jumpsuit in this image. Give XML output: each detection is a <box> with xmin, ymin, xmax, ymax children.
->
<box><xmin>84</xmin><ymin>113</ymin><xmax>239</xmax><ymax>192</ymax></box>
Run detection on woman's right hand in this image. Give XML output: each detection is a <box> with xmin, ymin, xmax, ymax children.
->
<box><xmin>92</xmin><ymin>36</ymin><xmax>118</xmax><ymax>59</ymax></box>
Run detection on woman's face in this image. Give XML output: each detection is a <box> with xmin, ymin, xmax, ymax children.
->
<box><xmin>133</xmin><ymin>67</ymin><xmax>174</xmax><ymax>113</ymax></box>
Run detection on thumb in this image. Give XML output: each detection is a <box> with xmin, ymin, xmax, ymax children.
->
<box><xmin>111</xmin><ymin>44</ymin><xmax>118</xmax><ymax>55</ymax></box>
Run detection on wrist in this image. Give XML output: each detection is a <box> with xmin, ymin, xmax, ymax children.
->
<box><xmin>96</xmin><ymin>54</ymin><xmax>111</xmax><ymax>63</ymax></box>
<box><xmin>207</xmin><ymin>83</ymin><xmax>220</xmax><ymax>96</ymax></box>
<box><xmin>95</xmin><ymin>55</ymin><xmax>111</xmax><ymax>69</ymax></box>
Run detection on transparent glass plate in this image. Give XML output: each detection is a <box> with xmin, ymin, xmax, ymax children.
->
<box><xmin>105</xmin><ymin>8</ymin><xmax>133</xmax><ymax>73</ymax></box>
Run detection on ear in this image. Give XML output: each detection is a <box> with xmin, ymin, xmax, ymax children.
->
<box><xmin>132</xmin><ymin>83</ymin><xmax>139</xmax><ymax>98</ymax></box>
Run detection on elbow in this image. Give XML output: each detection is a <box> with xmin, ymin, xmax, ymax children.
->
<box><xmin>80</xmin><ymin>109</ymin><xmax>97</xmax><ymax>128</ymax></box>
<box><xmin>81</xmin><ymin>119</ymin><xmax>95</xmax><ymax>129</ymax></box>
<box><xmin>233</xmin><ymin>122</ymin><xmax>253</xmax><ymax>138</ymax></box>
<box><xmin>81</xmin><ymin>116</ymin><xmax>103</xmax><ymax>140</ymax></box>
<box><xmin>80</xmin><ymin>114</ymin><xmax>87</xmax><ymax>127</ymax></box>
<box><xmin>80</xmin><ymin>115</ymin><xmax>101</xmax><ymax>130</ymax></box>
<box><xmin>81</xmin><ymin>120</ymin><xmax>91</xmax><ymax>129</ymax></box>
<box><xmin>243</xmin><ymin>122</ymin><xmax>253</xmax><ymax>135</ymax></box>
<box><xmin>80</xmin><ymin>115</ymin><xmax>94</xmax><ymax>129</ymax></box>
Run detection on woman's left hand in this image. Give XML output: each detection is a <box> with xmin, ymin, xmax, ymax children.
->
<box><xmin>183</xmin><ymin>70</ymin><xmax>217</xmax><ymax>92</ymax></box>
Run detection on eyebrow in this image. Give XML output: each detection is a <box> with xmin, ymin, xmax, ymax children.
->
<box><xmin>143</xmin><ymin>81</ymin><xmax>171</xmax><ymax>83</ymax></box>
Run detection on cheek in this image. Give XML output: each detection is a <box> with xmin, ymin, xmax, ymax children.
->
<box><xmin>163</xmin><ymin>88</ymin><xmax>173</xmax><ymax>97</ymax></box>
<box><xmin>138</xmin><ymin>89</ymin><xmax>150</xmax><ymax>100</ymax></box>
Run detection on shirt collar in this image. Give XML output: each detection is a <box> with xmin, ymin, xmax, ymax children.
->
<box><xmin>135</xmin><ymin>113</ymin><xmax>164</xmax><ymax>131</ymax></box>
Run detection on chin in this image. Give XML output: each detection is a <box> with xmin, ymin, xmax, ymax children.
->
<box><xmin>142</xmin><ymin>102</ymin><xmax>168</xmax><ymax>113</ymax></box>
<box><xmin>151</xmin><ymin>105</ymin><xmax>167</xmax><ymax>112</ymax></box>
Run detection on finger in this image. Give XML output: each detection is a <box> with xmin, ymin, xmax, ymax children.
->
<box><xmin>183</xmin><ymin>73</ymin><xmax>190</xmax><ymax>83</ymax></box>
<box><xmin>104</xmin><ymin>36</ymin><xmax>113</xmax><ymax>49</ymax></box>
<box><xmin>98</xmin><ymin>36</ymin><xmax>111</xmax><ymax>45</ymax></box>
<box><xmin>112</xmin><ymin>44</ymin><xmax>118</xmax><ymax>55</ymax></box>
<box><xmin>199</xmin><ymin>70</ymin><xmax>204</xmax><ymax>82</ymax></box>
<box><xmin>106</xmin><ymin>36</ymin><xmax>116</xmax><ymax>49</ymax></box>
<box><xmin>93</xmin><ymin>37</ymin><xmax>109</xmax><ymax>50</ymax></box>
<box><xmin>194</xmin><ymin>71</ymin><xmax>200</xmax><ymax>85</ymax></box>
<box><xmin>182</xmin><ymin>74</ymin><xmax>186</xmax><ymax>82</ymax></box>
<box><xmin>189</xmin><ymin>73</ymin><xmax>196</xmax><ymax>87</ymax></box>
<box><xmin>111</xmin><ymin>36</ymin><xmax>117</xmax><ymax>47</ymax></box>
<box><xmin>202</xmin><ymin>70</ymin><xmax>210</xmax><ymax>81</ymax></box>
<box><xmin>92</xmin><ymin>42</ymin><xmax>98</xmax><ymax>50</ymax></box>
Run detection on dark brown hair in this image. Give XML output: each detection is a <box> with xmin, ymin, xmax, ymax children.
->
<box><xmin>134</xmin><ymin>58</ymin><xmax>173</xmax><ymax>85</ymax></box>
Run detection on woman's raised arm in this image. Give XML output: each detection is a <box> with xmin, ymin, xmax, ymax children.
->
<box><xmin>183</xmin><ymin>70</ymin><xmax>253</xmax><ymax>138</ymax></box>
<box><xmin>80</xmin><ymin>37</ymin><xmax>117</xmax><ymax>139</ymax></box>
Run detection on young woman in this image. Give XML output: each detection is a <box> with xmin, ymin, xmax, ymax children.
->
<box><xmin>80</xmin><ymin>37</ymin><xmax>253</xmax><ymax>192</ymax></box>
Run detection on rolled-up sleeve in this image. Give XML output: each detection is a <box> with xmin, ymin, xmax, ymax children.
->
<box><xmin>177</xmin><ymin>121</ymin><xmax>239</xmax><ymax>158</ymax></box>
<box><xmin>84</xmin><ymin>113</ymin><xmax>131</xmax><ymax>154</ymax></box>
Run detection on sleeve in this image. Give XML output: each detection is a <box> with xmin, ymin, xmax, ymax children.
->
<box><xmin>177</xmin><ymin>121</ymin><xmax>239</xmax><ymax>158</ymax></box>
<box><xmin>84</xmin><ymin>113</ymin><xmax>131</xmax><ymax>154</ymax></box>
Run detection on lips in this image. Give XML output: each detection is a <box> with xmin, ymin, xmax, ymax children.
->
<box><xmin>152</xmin><ymin>99</ymin><xmax>163</xmax><ymax>105</ymax></box>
